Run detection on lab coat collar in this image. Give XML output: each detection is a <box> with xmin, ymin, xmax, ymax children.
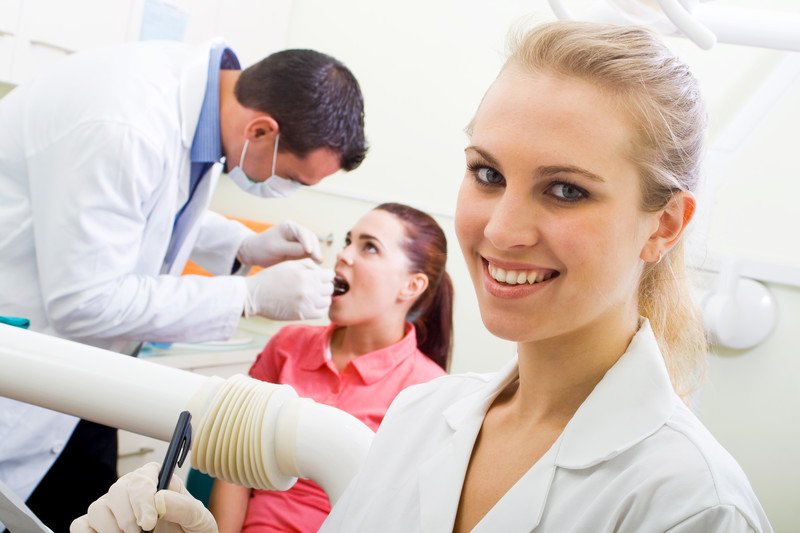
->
<box><xmin>443</xmin><ymin>319</ymin><xmax>676</xmax><ymax>469</ymax></box>
<box><xmin>555</xmin><ymin>318</ymin><xmax>678</xmax><ymax>469</ymax></box>
<box><xmin>179</xmin><ymin>38</ymin><xmax>227</xmax><ymax>150</ymax></box>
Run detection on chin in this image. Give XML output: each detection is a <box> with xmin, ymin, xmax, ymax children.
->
<box><xmin>480</xmin><ymin>313</ymin><xmax>535</xmax><ymax>343</ymax></box>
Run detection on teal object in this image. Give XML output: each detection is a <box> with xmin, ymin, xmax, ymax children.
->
<box><xmin>0</xmin><ymin>316</ymin><xmax>30</xmax><ymax>329</ymax></box>
<box><xmin>186</xmin><ymin>468</ymin><xmax>215</xmax><ymax>508</ymax></box>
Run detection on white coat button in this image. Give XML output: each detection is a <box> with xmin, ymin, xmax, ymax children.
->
<box><xmin>50</xmin><ymin>442</ymin><xmax>64</xmax><ymax>454</ymax></box>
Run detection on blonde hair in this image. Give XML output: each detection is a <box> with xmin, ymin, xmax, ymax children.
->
<box><xmin>508</xmin><ymin>21</ymin><xmax>708</xmax><ymax>400</ymax></box>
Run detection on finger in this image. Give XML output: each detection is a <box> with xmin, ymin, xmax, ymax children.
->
<box><xmin>288</xmin><ymin>222</ymin><xmax>323</xmax><ymax>263</ymax></box>
<box><xmin>84</xmin><ymin>498</ymin><xmax>125</xmax><ymax>533</ymax></box>
<box><xmin>155</xmin><ymin>490</ymin><xmax>216</xmax><ymax>533</ymax></box>
<box><xmin>124</xmin><ymin>467</ymin><xmax>159</xmax><ymax>531</ymax></box>
<box><xmin>276</xmin><ymin>241</ymin><xmax>308</xmax><ymax>260</ymax></box>
<box><xmin>318</xmin><ymin>268</ymin><xmax>335</xmax><ymax>283</ymax></box>
<box><xmin>166</xmin><ymin>473</ymin><xmax>188</xmax><ymax>495</ymax></box>
<box><xmin>104</xmin><ymin>480</ymin><xmax>142</xmax><ymax>533</ymax></box>
<box><xmin>69</xmin><ymin>515</ymin><xmax>97</xmax><ymax>533</ymax></box>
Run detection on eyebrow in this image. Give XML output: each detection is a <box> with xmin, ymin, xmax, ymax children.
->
<box><xmin>346</xmin><ymin>231</ymin><xmax>384</xmax><ymax>247</ymax></box>
<box><xmin>465</xmin><ymin>146</ymin><xmax>606</xmax><ymax>183</ymax></box>
<box><xmin>539</xmin><ymin>165</ymin><xmax>606</xmax><ymax>183</ymax></box>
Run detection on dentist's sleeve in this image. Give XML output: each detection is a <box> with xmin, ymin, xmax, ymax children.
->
<box><xmin>29</xmin><ymin>121</ymin><xmax>246</xmax><ymax>343</ymax></box>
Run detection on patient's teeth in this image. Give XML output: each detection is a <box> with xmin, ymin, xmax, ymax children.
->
<box><xmin>496</xmin><ymin>268</ymin><xmax>506</xmax><ymax>282</ymax></box>
<box><xmin>527</xmin><ymin>272</ymin><xmax>538</xmax><ymax>284</ymax></box>
<box><xmin>505</xmin><ymin>270</ymin><xmax>517</xmax><ymax>284</ymax></box>
<box><xmin>517</xmin><ymin>272</ymin><xmax>527</xmax><ymax>284</ymax></box>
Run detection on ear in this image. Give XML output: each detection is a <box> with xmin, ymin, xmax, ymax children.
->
<box><xmin>641</xmin><ymin>191</ymin><xmax>696</xmax><ymax>263</ymax></box>
<box><xmin>398</xmin><ymin>272</ymin><xmax>429</xmax><ymax>303</ymax></box>
<box><xmin>244</xmin><ymin>115</ymin><xmax>279</xmax><ymax>142</ymax></box>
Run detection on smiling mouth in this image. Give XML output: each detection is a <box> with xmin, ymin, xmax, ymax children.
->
<box><xmin>333</xmin><ymin>276</ymin><xmax>350</xmax><ymax>295</ymax></box>
<box><xmin>486</xmin><ymin>263</ymin><xmax>560</xmax><ymax>285</ymax></box>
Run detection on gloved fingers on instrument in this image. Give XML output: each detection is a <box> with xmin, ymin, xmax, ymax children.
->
<box><xmin>155</xmin><ymin>490</ymin><xmax>218</xmax><ymax>533</ymax></box>
<box><xmin>103</xmin><ymin>477</ymin><xmax>150</xmax><ymax>533</ymax></box>
<box><xmin>286</xmin><ymin>221</ymin><xmax>323</xmax><ymax>263</ymax></box>
<box><xmin>124</xmin><ymin>463</ymin><xmax>160</xmax><ymax>532</ymax></box>
<box><xmin>165</xmin><ymin>471</ymin><xmax>188</xmax><ymax>495</ymax></box>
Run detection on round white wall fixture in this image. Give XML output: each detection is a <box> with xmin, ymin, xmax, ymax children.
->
<box><xmin>703</xmin><ymin>276</ymin><xmax>777</xmax><ymax>350</ymax></box>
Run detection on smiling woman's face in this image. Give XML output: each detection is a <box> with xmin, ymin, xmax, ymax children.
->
<box><xmin>455</xmin><ymin>63</ymin><xmax>660</xmax><ymax>344</ymax></box>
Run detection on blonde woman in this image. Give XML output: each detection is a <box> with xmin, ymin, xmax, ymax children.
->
<box><xmin>322</xmin><ymin>22</ymin><xmax>772</xmax><ymax>532</ymax></box>
<box><xmin>72</xmin><ymin>22</ymin><xmax>772</xmax><ymax>533</ymax></box>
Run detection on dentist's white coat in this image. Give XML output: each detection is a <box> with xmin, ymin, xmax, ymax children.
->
<box><xmin>0</xmin><ymin>40</ymin><xmax>252</xmax><ymax>501</ymax></box>
<box><xmin>322</xmin><ymin>320</ymin><xmax>772</xmax><ymax>532</ymax></box>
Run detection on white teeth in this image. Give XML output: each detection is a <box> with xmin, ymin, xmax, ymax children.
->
<box><xmin>487</xmin><ymin>264</ymin><xmax>554</xmax><ymax>285</ymax></box>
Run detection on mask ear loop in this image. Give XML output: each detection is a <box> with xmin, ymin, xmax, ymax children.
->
<box><xmin>239</xmin><ymin>139</ymin><xmax>250</xmax><ymax>168</ymax></box>
<box><xmin>656</xmin><ymin>252</ymin><xmax>663</xmax><ymax>264</ymax></box>
<box><xmin>271</xmin><ymin>134</ymin><xmax>281</xmax><ymax>176</ymax></box>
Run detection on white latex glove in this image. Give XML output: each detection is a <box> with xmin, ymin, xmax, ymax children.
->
<box><xmin>244</xmin><ymin>259</ymin><xmax>334</xmax><ymax>320</ymax></box>
<box><xmin>237</xmin><ymin>220</ymin><xmax>323</xmax><ymax>268</ymax></box>
<box><xmin>70</xmin><ymin>462</ymin><xmax>217</xmax><ymax>533</ymax></box>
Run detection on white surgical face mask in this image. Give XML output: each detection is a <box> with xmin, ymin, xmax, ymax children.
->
<box><xmin>228</xmin><ymin>134</ymin><xmax>303</xmax><ymax>198</ymax></box>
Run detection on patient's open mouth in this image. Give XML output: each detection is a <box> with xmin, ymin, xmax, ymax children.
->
<box><xmin>333</xmin><ymin>276</ymin><xmax>350</xmax><ymax>296</ymax></box>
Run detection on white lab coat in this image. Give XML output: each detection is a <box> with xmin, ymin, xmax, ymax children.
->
<box><xmin>322</xmin><ymin>320</ymin><xmax>773</xmax><ymax>532</ymax></box>
<box><xmin>0</xmin><ymin>40</ymin><xmax>253</xmax><ymax>501</ymax></box>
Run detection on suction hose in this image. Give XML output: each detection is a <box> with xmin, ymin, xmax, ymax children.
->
<box><xmin>0</xmin><ymin>324</ymin><xmax>373</xmax><ymax>503</ymax></box>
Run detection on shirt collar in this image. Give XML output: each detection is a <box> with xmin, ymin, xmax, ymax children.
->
<box><xmin>302</xmin><ymin>323</ymin><xmax>422</xmax><ymax>385</ymax></box>
<box><xmin>442</xmin><ymin>318</ymin><xmax>678</xmax><ymax>468</ymax></box>
<box><xmin>555</xmin><ymin>318</ymin><xmax>678</xmax><ymax>468</ymax></box>
<box><xmin>189</xmin><ymin>44</ymin><xmax>240</xmax><ymax>164</ymax></box>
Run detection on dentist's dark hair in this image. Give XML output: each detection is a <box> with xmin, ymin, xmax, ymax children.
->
<box><xmin>375</xmin><ymin>203</ymin><xmax>453</xmax><ymax>371</ymax></box>
<box><xmin>235</xmin><ymin>49</ymin><xmax>368</xmax><ymax>171</ymax></box>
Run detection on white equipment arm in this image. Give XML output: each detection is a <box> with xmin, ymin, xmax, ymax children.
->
<box><xmin>0</xmin><ymin>324</ymin><xmax>373</xmax><ymax>504</ymax></box>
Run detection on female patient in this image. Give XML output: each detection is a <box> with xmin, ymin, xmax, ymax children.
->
<box><xmin>72</xmin><ymin>22</ymin><xmax>772</xmax><ymax>533</ymax></box>
<box><xmin>209</xmin><ymin>202</ymin><xmax>452</xmax><ymax>532</ymax></box>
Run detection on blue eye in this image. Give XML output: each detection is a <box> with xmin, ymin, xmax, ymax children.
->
<box><xmin>467</xmin><ymin>163</ymin><xmax>505</xmax><ymax>188</ymax></box>
<box><xmin>548</xmin><ymin>182</ymin><xmax>587</xmax><ymax>202</ymax></box>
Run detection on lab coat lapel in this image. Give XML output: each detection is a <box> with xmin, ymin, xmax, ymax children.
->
<box><xmin>419</xmin><ymin>358</ymin><xmax>521</xmax><ymax>533</ymax></box>
<box><xmin>164</xmin><ymin>164</ymin><xmax>222</xmax><ymax>275</ymax></box>
<box><xmin>472</xmin><ymin>439</ymin><xmax>560</xmax><ymax>532</ymax></box>
<box><xmin>418</xmin><ymin>416</ymin><xmax>483</xmax><ymax>533</ymax></box>
<box><xmin>163</xmin><ymin>39</ymin><xmax>226</xmax><ymax>275</ymax></box>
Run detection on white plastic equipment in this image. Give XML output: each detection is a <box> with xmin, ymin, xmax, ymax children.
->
<box><xmin>0</xmin><ymin>324</ymin><xmax>374</xmax><ymax>505</ymax></box>
<box><xmin>548</xmin><ymin>0</ymin><xmax>800</xmax><ymax>52</ymax></box>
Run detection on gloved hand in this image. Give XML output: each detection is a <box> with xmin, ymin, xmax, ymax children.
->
<box><xmin>70</xmin><ymin>462</ymin><xmax>217</xmax><ymax>533</ymax></box>
<box><xmin>244</xmin><ymin>259</ymin><xmax>334</xmax><ymax>320</ymax></box>
<box><xmin>237</xmin><ymin>220</ymin><xmax>323</xmax><ymax>268</ymax></box>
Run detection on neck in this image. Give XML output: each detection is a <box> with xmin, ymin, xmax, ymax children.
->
<box><xmin>329</xmin><ymin>319</ymin><xmax>408</xmax><ymax>370</ymax></box>
<box><xmin>509</xmin><ymin>305</ymin><xmax>640</xmax><ymax>428</ymax></box>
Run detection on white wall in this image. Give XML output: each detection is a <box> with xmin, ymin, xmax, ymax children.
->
<box><xmin>209</xmin><ymin>1</ymin><xmax>800</xmax><ymax>529</ymax></box>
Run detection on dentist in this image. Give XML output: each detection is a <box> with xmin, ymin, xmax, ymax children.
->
<box><xmin>0</xmin><ymin>39</ymin><xmax>366</xmax><ymax>532</ymax></box>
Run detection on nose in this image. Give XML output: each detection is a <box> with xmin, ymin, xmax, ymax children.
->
<box><xmin>336</xmin><ymin>244</ymin><xmax>355</xmax><ymax>266</ymax></box>
<box><xmin>483</xmin><ymin>188</ymin><xmax>540</xmax><ymax>251</ymax></box>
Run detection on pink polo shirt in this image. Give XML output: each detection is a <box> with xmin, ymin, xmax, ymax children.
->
<box><xmin>243</xmin><ymin>322</ymin><xmax>446</xmax><ymax>533</ymax></box>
